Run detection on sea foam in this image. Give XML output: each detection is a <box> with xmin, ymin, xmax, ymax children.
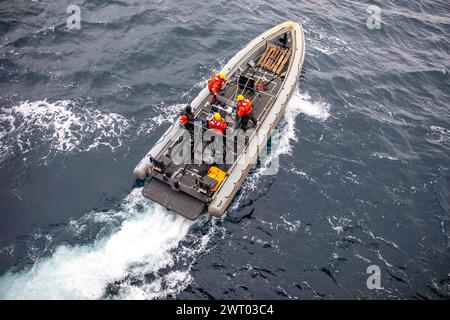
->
<box><xmin>0</xmin><ymin>100</ymin><xmax>131</xmax><ymax>164</ymax></box>
<box><xmin>0</xmin><ymin>188</ymin><xmax>217</xmax><ymax>300</ymax></box>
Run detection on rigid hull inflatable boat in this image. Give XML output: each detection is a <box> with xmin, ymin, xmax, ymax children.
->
<box><xmin>134</xmin><ymin>21</ymin><xmax>305</xmax><ymax>220</ymax></box>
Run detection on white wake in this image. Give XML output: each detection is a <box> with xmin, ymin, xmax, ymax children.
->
<box><xmin>270</xmin><ymin>90</ymin><xmax>330</xmax><ymax>160</ymax></box>
<box><xmin>0</xmin><ymin>188</ymin><xmax>216</xmax><ymax>300</ymax></box>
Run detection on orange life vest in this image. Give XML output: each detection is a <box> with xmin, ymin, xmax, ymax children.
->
<box><xmin>208</xmin><ymin>118</ymin><xmax>227</xmax><ymax>134</ymax></box>
<box><xmin>208</xmin><ymin>74</ymin><xmax>225</xmax><ymax>94</ymax></box>
<box><xmin>237</xmin><ymin>98</ymin><xmax>253</xmax><ymax>117</ymax></box>
<box><xmin>179</xmin><ymin>115</ymin><xmax>189</xmax><ymax>125</ymax></box>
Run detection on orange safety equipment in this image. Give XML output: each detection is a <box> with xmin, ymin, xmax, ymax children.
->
<box><xmin>237</xmin><ymin>98</ymin><xmax>253</xmax><ymax>117</ymax></box>
<box><xmin>179</xmin><ymin>114</ymin><xmax>189</xmax><ymax>125</ymax></box>
<box><xmin>208</xmin><ymin>118</ymin><xmax>227</xmax><ymax>134</ymax></box>
<box><xmin>208</xmin><ymin>74</ymin><xmax>226</xmax><ymax>95</ymax></box>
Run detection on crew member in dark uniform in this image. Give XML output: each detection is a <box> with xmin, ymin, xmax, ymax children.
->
<box><xmin>179</xmin><ymin>105</ymin><xmax>195</xmax><ymax>131</ymax></box>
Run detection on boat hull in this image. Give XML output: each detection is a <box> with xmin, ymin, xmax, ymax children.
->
<box><xmin>207</xmin><ymin>21</ymin><xmax>305</xmax><ymax>216</ymax></box>
<box><xmin>134</xmin><ymin>21</ymin><xmax>305</xmax><ymax>219</ymax></box>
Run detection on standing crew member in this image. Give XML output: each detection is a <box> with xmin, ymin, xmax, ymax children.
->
<box><xmin>179</xmin><ymin>105</ymin><xmax>194</xmax><ymax>131</ymax></box>
<box><xmin>208</xmin><ymin>113</ymin><xmax>227</xmax><ymax>134</ymax></box>
<box><xmin>236</xmin><ymin>95</ymin><xmax>257</xmax><ymax>130</ymax></box>
<box><xmin>208</xmin><ymin>73</ymin><xmax>227</xmax><ymax>104</ymax></box>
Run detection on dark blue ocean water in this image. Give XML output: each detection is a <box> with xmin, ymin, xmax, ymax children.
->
<box><xmin>0</xmin><ymin>0</ymin><xmax>449</xmax><ymax>299</ymax></box>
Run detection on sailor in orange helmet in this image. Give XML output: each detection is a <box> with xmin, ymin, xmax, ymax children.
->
<box><xmin>208</xmin><ymin>72</ymin><xmax>227</xmax><ymax>104</ymax></box>
<box><xmin>236</xmin><ymin>95</ymin><xmax>257</xmax><ymax>130</ymax></box>
<box><xmin>208</xmin><ymin>113</ymin><xmax>227</xmax><ymax>134</ymax></box>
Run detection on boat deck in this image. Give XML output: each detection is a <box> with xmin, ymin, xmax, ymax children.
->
<box><xmin>143</xmin><ymin>30</ymin><xmax>295</xmax><ymax>220</ymax></box>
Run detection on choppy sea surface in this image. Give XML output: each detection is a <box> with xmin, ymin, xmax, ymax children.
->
<box><xmin>0</xmin><ymin>0</ymin><xmax>449</xmax><ymax>299</ymax></box>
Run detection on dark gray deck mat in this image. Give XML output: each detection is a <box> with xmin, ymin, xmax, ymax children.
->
<box><xmin>142</xmin><ymin>179</ymin><xmax>205</xmax><ymax>220</ymax></box>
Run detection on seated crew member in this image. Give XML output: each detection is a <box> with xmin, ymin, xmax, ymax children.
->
<box><xmin>236</xmin><ymin>95</ymin><xmax>257</xmax><ymax>130</ymax></box>
<box><xmin>208</xmin><ymin>73</ymin><xmax>227</xmax><ymax>104</ymax></box>
<box><xmin>208</xmin><ymin>113</ymin><xmax>227</xmax><ymax>134</ymax></box>
<box><xmin>179</xmin><ymin>105</ymin><xmax>194</xmax><ymax>130</ymax></box>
